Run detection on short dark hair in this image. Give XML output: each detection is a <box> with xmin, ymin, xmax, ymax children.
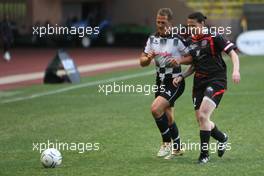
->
<box><xmin>157</xmin><ymin>8</ymin><xmax>173</xmax><ymax>21</ymax></box>
<box><xmin>188</xmin><ymin>12</ymin><xmax>207</xmax><ymax>23</ymax></box>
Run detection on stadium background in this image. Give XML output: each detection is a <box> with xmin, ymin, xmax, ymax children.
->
<box><xmin>0</xmin><ymin>0</ymin><xmax>264</xmax><ymax>176</ymax></box>
<box><xmin>0</xmin><ymin>0</ymin><xmax>264</xmax><ymax>89</ymax></box>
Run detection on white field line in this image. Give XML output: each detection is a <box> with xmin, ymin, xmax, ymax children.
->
<box><xmin>0</xmin><ymin>59</ymin><xmax>139</xmax><ymax>85</ymax></box>
<box><xmin>0</xmin><ymin>53</ymin><xmax>237</xmax><ymax>85</ymax></box>
<box><xmin>1</xmin><ymin>70</ymin><xmax>154</xmax><ymax>104</ymax></box>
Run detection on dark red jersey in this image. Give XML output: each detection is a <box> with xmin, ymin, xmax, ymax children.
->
<box><xmin>188</xmin><ymin>34</ymin><xmax>236</xmax><ymax>81</ymax></box>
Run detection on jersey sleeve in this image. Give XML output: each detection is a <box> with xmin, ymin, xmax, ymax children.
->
<box><xmin>214</xmin><ymin>34</ymin><xmax>236</xmax><ymax>54</ymax></box>
<box><xmin>144</xmin><ymin>37</ymin><xmax>152</xmax><ymax>54</ymax></box>
<box><xmin>178</xmin><ymin>39</ymin><xmax>190</xmax><ymax>55</ymax></box>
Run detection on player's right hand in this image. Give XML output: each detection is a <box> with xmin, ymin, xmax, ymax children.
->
<box><xmin>147</xmin><ymin>51</ymin><xmax>157</xmax><ymax>60</ymax></box>
<box><xmin>172</xmin><ymin>76</ymin><xmax>183</xmax><ymax>87</ymax></box>
<box><xmin>232</xmin><ymin>71</ymin><xmax>240</xmax><ymax>84</ymax></box>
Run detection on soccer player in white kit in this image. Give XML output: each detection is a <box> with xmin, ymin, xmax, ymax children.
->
<box><xmin>139</xmin><ymin>8</ymin><xmax>189</xmax><ymax>159</ymax></box>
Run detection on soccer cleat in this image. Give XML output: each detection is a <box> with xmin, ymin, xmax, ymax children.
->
<box><xmin>164</xmin><ymin>148</ymin><xmax>185</xmax><ymax>160</ymax></box>
<box><xmin>217</xmin><ymin>133</ymin><xmax>228</xmax><ymax>157</ymax></box>
<box><xmin>198</xmin><ymin>154</ymin><xmax>210</xmax><ymax>164</ymax></box>
<box><xmin>157</xmin><ymin>142</ymin><xmax>171</xmax><ymax>157</ymax></box>
<box><xmin>4</xmin><ymin>52</ymin><xmax>11</xmax><ymax>62</ymax></box>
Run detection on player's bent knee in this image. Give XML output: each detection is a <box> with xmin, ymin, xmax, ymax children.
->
<box><xmin>199</xmin><ymin>107</ymin><xmax>211</xmax><ymax>117</ymax></box>
<box><xmin>151</xmin><ymin>104</ymin><xmax>163</xmax><ymax>118</ymax></box>
<box><xmin>197</xmin><ymin>110</ymin><xmax>209</xmax><ymax>123</ymax></box>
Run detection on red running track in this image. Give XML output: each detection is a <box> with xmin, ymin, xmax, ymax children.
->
<box><xmin>0</xmin><ymin>48</ymin><xmax>142</xmax><ymax>90</ymax></box>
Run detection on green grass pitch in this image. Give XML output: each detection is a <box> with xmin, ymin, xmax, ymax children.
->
<box><xmin>0</xmin><ymin>55</ymin><xmax>264</xmax><ymax>176</ymax></box>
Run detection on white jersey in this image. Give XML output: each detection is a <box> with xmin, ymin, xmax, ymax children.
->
<box><xmin>144</xmin><ymin>34</ymin><xmax>189</xmax><ymax>81</ymax></box>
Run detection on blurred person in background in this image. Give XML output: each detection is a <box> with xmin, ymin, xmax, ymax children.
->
<box><xmin>1</xmin><ymin>14</ymin><xmax>13</xmax><ymax>62</ymax></box>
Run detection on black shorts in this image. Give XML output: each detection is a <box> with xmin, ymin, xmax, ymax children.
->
<box><xmin>192</xmin><ymin>79</ymin><xmax>226</xmax><ymax>110</ymax></box>
<box><xmin>155</xmin><ymin>78</ymin><xmax>185</xmax><ymax>107</ymax></box>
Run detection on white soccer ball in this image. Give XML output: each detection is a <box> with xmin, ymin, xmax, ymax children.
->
<box><xmin>40</xmin><ymin>148</ymin><xmax>62</xmax><ymax>168</ymax></box>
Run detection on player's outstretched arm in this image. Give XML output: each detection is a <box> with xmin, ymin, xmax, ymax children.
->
<box><xmin>168</xmin><ymin>55</ymin><xmax>193</xmax><ymax>67</ymax></box>
<box><xmin>172</xmin><ymin>65</ymin><xmax>194</xmax><ymax>87</ymax></box>
<box><xmin>228</xmin><ymin>50</ymin><xmax>240</xmax><ymax>84</ymax></box>
<box><xmin>139</xmin><ymin>51</ymin><xmax>156</xmax><ymax>67</ymax></box>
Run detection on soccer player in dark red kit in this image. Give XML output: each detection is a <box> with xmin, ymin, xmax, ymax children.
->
<box><xmin>170</xmin><ymin>12</ymin><xmax>240</xmax><ymax>164</ymax></box>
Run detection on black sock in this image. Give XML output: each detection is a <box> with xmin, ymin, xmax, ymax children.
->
<box><xmin>211</xmin><ymin>125</ymin><xmax>226</xmax><ymax>142</ymax></box>
<box><xmin>200</xmin><ymin>130</ymin><xmax>211</xmax><ymax>157</ymax></box>
<box><xmin>169</xmin><ymin>122</ymin><xmax>180</xmax><ymax>150</ymax></box>
<box><xmin>154</xmin><ymin>113</ymin><xmax>171</xmax><ymax>143</ymax></box>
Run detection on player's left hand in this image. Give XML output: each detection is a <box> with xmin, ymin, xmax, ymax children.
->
<box><xmin>172</xmin><ymin>76</ymin><xmax>183</xmax><ymax>87</ymax></box>
<box><xmin>232</xmin><ymin>71</ymin><xmax>240</xmax><ymax>84</ymax></box>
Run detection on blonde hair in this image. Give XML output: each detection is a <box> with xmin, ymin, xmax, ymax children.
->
<box><xmin>157</xmin><ymin>8</ymin><xmax>173</xmax><ymax>21</ymax></box>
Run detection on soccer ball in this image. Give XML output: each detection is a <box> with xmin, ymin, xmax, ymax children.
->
<box><xmin>40</xmin><ymin>148</ymin><xmax>62</xmax><ymax>168</ymax></box>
